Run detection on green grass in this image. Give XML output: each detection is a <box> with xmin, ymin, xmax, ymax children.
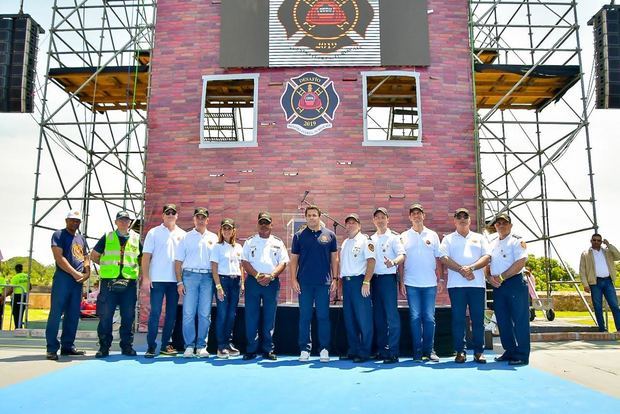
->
<box><xmin>534</xmin><ymin>310</ymin><xmax>616</xmax><ymax>331</ymax></box>
<box><xmin>1</xmin><ymin>305</ymin><xmax>49</xmax><ymax>330</ymax></box>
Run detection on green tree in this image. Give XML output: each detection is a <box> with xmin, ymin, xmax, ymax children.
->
<box><xmin>525</xmin><ymin>254</ymin><xmax>576</xmax><ymax>291</ymax></box>
<box><xmin>0</xmin><ymin>256</ymin><xmax>54</xmax><ymax>287</ymax></box>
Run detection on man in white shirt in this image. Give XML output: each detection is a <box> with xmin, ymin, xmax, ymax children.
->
<box><xmin>439</xmin><ymin>208</ymin><xmax>491</xmax><ymax>363</ymax></box>
<box><xmin>142</xmin><ymin>203</ymin><xmax>187</xmax><ymax>358</ymax></box>
<box><xmin>241</xmin><ymin>212</ymin><xmax>289</xmax><ymax>361</ymax></box>
<box><xmin>399</xmin><ymin>203</ymin><xmax>442</xmax><ymax>362</ymax></box>
<box><xmin>579</xmin><ymin>233</ymin><xmax>620</xmax><ymax>332</ymax></box>
<box><xmin>338</xmin><ymin>213</ymin><xmax>375</xmax><ymax>362</ymax></box>
<box><xmin>371</xmin><ymin>207</ymin><xmax>405</xmax><ymax>364</ymax></box>
<box><xmin>175</xmin><ymin>207</ymin><xmax>218</xmax><ymax>358</ymax></box>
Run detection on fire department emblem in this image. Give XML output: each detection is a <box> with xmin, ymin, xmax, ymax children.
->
<box><xmin>280</xmin><ymin>72</ymin><xmax>339</xmax><ymax>136</ymax></box>
<box><xmin>278</xmin><ymin>0</ymin><xmax>374</xmax><ymax>54</ymax></box>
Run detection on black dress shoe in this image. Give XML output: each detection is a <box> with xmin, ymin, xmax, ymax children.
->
<box><xmin>508</xmin><ymin>359</ymin><xmax>529</xmax><ymax>366</ymax></box>
<box><xmin>46</xmin><ymin>352</ymin><xmax>59</xmax><ymax>361</ymax></box>
<box><xmin>242</xmin><ymin>353</ymin><xmax>256</xmax><ymax>360</ymax></box>
<box><xmin>95</xmin><ymin>349</ymin><xmax>110</xmax><ymax>358</ymax></box>
<box><xmin>494</xmin><ymin>353</ymin><xmax>512</xmax><ymax>362</ymax></box>
<box><xmin>339</xmin><ymin>354</ymin><xmax>355</xmax><ymax>361</ymax></box>
<box><xmin>454</xmin><ymin>352</ymin><xmax>467</xmax><ymax>363</ymax></box>
<box><xmin>383</xmin><ymin>356</ymin><xmax>399</xmax><ymax>364</ymax></box>
<box><xmin>121</xmin><ymin>348</ymin><xmax>137</xmax><ymax>356</ymax></box>
<box><xmin>262</xmin><ymin>352</ymin><xmax>277</xmax><ymax>361</ymax></box>
<box><xmin>353</xmin><ymin>356</ymin><xmax>369</xmax><ymax>363</ymax></box>
<box><xmin>60</xmin><ymin>347</ymin><xmax>86</xmax><ymax>356</ymax></box>
<box><xmin>474</xmin><ymin>353</ymin><xmax>487</xmax><ymax>364</ymax></box>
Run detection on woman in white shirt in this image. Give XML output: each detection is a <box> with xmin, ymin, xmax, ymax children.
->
<box><xmin>211</xmin><ymin>218</ymin><xmax>244</xmax><ymax>359</ymax></box>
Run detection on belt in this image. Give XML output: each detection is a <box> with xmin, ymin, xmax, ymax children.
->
<box><xmin>342</xmin><ymin>275</ymin><xmax>364</xmax><ymax>281</ymax></box>
<box><xmin>374</xmin><ymin>273</ymin><xmax>397</xmax><ymax>277</ymax></box>
<box><xmin>183</xmin><ymin>268</ymin><xmax>211</xmax><ymax>274</ymax></box>
<box><xmin>220</xmin><ymin>274</ymin><xmax>239</xmax><ymax>279</ymax></box>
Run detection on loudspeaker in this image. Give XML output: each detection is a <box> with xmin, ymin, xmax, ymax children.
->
<box><xmin>0</xmin><ymin>14</ymin><xmax>43</xmax><ymax>113</ymax></box>
<box><xmin>589</xmin><ymin>5</ymin><xmax>620</xmax><ymax>109</ymax></box>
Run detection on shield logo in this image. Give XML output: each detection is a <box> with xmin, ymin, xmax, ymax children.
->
<box><xmin>281</xmin><ymin>71</ymin><xmax>340</xmax><ymax>135</ymax></box>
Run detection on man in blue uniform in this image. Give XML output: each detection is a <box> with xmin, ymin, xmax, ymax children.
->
<box><xmin>371</xmin><ymin>207</ymin><xmax>405</xmax><ymax>364</ymax></box>
<box><xmin>241</xmin><ymin>212</ymin><xmax>289</xmax><ymax>361</ymax></box>
<box><xmin>45</xmin><ymin>210</ymin><xmax>90</xmax><ymax>360</ymax></box>
<box><xmin>338</xmin><ymin>213</ymin><xmax>375</xmax><ymax>362</ymax></box>
<box><xmin>485</xmin><ymin>212</ymin><xmax>529</xmax><ymax>366</ymax></box>
<box><xmin>291</xmin><ymin>205</ymin><xmax>338</xmax><ymax>362</ymax></box>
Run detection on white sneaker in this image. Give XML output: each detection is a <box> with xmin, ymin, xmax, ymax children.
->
<box><xmin>299</xmin><ymin>350</ymin><xmax>310</xmax><ymax>362</ymax></box>
<box><xmin>183</xmin><ymin>347</ymin><xmax>194</xmax><ymax>358</ymax></box>
<box><xmin>319</xmin><ymin>349</ymin><xmax>329</xmax><ymax>362</ymax></box>
<box><xmin>198</xmin><ymin>347</ymin><xmax>210</xmax><ymax>358</ymax></box>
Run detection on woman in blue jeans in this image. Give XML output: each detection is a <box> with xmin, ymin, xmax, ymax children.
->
<box><xmin>211</xmin><ymin>218</ymin><xmax>244</xmax><ymax>358</ymax></box>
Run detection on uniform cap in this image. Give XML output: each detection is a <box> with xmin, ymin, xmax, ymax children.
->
<box><xmin>344</xmin><ymin>213</ymin><xmax>360</xmax><ymax>223</ymax></box>
<box><xmin>373</xmin><ymin>207</ymin><xmax>389</xmax><ymax>217</ymax></box>
<box><xmin>221</xmin><ymin>218</ymin><xmax>235</xmax><ymax>228</ymax></box>
<box><xmin>257</xmin><ymin>211</ymin><xmax>272</xmax><ymax>223</ymax></box>
<box><xmin>162</xmin><ymin>203</ymin><xmax>177</xmax><ymax>213</ymax></box>
<box><xmin>66</xmin><ymin>210</ymin><xmax>82</xmax><ymax>220</ymax></box>
<box><xmin>193</xmin><ymin>207</ymin><xmax>209</xmax><ymax>217</ymax></box>
<box><xmin>454</xmin><ymin>208</ymin><xmax>470</xmax><ymax>217</ymax></box>
<box><xmin>492</xmin><ymin>212</ymin><xmax>511</xmax><ymax>225</ymax></box>
<box><xmin>116</xmin><ymin>211</ymin><xmax>131</xmax><ymax>220</ymax></box>
<box><xmin>409</xmin><ymin>203</ymin><xmax>424</xmax><ymax>213</ymax></box>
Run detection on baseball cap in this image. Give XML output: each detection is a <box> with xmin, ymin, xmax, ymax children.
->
<box><xmin>257</xmin><ymin>211</ymin><xmax>272</xmax><ymax>223</ymax></box>
<box><xmin>66</xmin><ymin>210</ymin><xmax>82</xmax><ymax>220</ymax></box>
<box><xmin>221</xmin><ymin>218</ymin><xmax>235</xmax><ymax>228</ymax></box>
<box><xmin>116</xmin><ymin>211</ymin><xmax>131</xmax><ymax>220</ymax></box>
<box><xmin>409</xmin><ymin>203</ymin><xmax>424</xmax><ymax>213</ymax></box>
<box><xmin>162</xmin><ymin>203</ymin><xmax>177</xmax><ymax>213</ymax></box>
<box><xmin>454</xmin><ymin>208</ymin><xmax>470</xmax><ymax>217</ymax></box>
<box><xmin>193</xmin><ymin>207</ymin><xmax>209</xmax><ymax>217</ymax></box>
<box><xmin>344</xmin><ymin>213</ymin><xmax>360</xmax><ymax>223</ymax></box>
<box><xmin>492</xmin><ymin>212</ymin><xmax>511</xmax><ymax>224</ymax></box>
<box><xmin>373</xmin><ymin>207</ymin><xmax>389</xmax><ymax>217</ymax></box>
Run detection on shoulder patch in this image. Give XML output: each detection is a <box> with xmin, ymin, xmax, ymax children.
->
<box><xmin>368</xmin><ymin>242</ymin><xmax>375</xmax><ymax>252</ymax></box>
<box><xmin>520</xmin><ymin>240</ymin><xmax>527</xmax><ymax>249</ymax></box>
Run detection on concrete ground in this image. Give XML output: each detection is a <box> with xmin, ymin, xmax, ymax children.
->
<box><xmin>0</xmin><ymin>333</ymin><xmax>618</xmax><ymax>399</ymax></box>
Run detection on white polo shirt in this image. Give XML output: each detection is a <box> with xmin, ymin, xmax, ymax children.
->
<box><xmin>401</xmin><ymin>226</ymin><xmax>441</xmax><ymax>287</ymax></box>
<box><xmin>242</xmin><ymin>234</ymin><xmax>290</xmax><ymax>274</ymax></box>
<box><xmin>340</xmin><ymin>232</ymin><xmax>376</xmax><ymax>277</ymax></box>
<box><xmin>211</xmin><ymin>241</ymin><xmax>243</xmax><ymax>276</ymax></box>
<box><xmin>592</xmin><ymin>248</ymin><xmax>610</xmax><ymax>278</ymax></box>
<box><xmin>439</xmin><ymin>230</ymin><xmax>490</xmax><ymax>289</ymax></box>
<box><xmin>143</xmin><ymin>224</ymin><xmax>187</xmax><ymax>282</ymax></box>
<box><xmin>489</xmin><ymin>233</ymin><xmax>528</xmax><ymax>276</ymax></box>
<box><xmin>175</xmin><ymin>228</ymin><xmax>218</xmax><ymax>271</ymax></box>
<box><xmin>371</xmin><ymin>229</ymin><xmax>406</xmax><ymax>275</ymax></box>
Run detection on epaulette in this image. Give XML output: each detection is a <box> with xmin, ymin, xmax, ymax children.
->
<box><xmin>272</xmin><ymin>235</ymin><xmax>283</xmax><ymax>242</ymax></box>
<box><xmin>390</xmin><ymin>230</ymin><xmax>400</xmax><ymax>235</ymax></box>
<box><xmin>512</xmin><ymin>234</ymin><xmax>522</xmax><ymax>239</ymax></box>
<box><xmin>246</xmin><ymin>234</ymin><xmax>257</xmax><ymax>241</ymax></box>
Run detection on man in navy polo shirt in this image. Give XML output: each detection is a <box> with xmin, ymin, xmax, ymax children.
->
<box><xmin>291</xmin><ymin>205</ymin><xmax>338</xmax><ymax>362</ymax></box>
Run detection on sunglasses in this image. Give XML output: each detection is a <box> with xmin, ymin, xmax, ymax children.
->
<box><xmin>164</xmin><ymin>210</ymin><xmax>177</xmax><ymax>216</ymax></box>
<box><xmin>455</xmin><ymin>213</ymin><xmax>469</xmax><ymax>219</ymax></box>
<box><xmin>258</xmin><ymin>220</ymin><xmax>271</xmax><ymax>225</ymax></box>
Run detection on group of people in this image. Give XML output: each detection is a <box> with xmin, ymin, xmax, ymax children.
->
<box><xmin>0</xmin><ymin>263</ymin><xmax>29</xmax><ymax>329</ymax></box>
<box><xmin>41</xmin><ymin>202</ymin><xmax>620</xmax><ymax>366</ymax></box>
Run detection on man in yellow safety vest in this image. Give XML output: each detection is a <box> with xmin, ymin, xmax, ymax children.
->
<box><xmin>91</xmin><ymin>211</ymin><xmax>142</xmax><ymax>358</ymax></box>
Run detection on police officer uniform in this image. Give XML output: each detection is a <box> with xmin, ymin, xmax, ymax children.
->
<box><xmin>488</xmin><ymin>213</ymin><xmax>529</xmax><ymax>365</ymax></box>
<box><xmin>371</xmin><ymin>208</ymin><xmax>405</xmax><ymax>362</ymax></box>
<box><xmin>340</xmin><ymin>213</ymin><xmax>375</xmax><ymax>361</ymax></box>
<box><xmin>242</xmin><ymin>212</ymin><xmax>289</xmax><ymax>359</ymax></box>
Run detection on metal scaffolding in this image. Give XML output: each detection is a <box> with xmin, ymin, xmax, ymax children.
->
<box><xmin>469</xmin><ymin>0</ymin><xmax>597</xmax><ymax>318</ymax></box>
<box><xmin>26</xmin><ymin>0</ymin><xmax>157</xmax><ymax>325</ymax></box>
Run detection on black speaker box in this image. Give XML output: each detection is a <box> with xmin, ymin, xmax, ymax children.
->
<box><xmin>589</xmin><ymin>5</ymin><xmax>620</xmax><ymax>109</ymax></box>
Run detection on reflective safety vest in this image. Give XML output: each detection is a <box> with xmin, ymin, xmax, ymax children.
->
<box><xmin>99</xmin><ymin>230</ymin><xmax>140</xmax><ymax>279</ymax></box>
<box><xmin>10</xmin><ymin>273</ymin><xmax>29</xmax><ymax>294</ymax></box>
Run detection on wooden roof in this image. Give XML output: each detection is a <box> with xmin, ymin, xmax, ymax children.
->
<box><xmin>205</xmin><ymin>78</ymin><xmax>254</xmax><ymax>108</ymax></box>
<box><xmin>48</xmin><ymin>65</ymin><xmax>149</xmax><ymax>112</ymax></box>
<box><xmin>366</xmin><ymin>75</ymin><xmax>417</xmax><ymax>107</ymax></box>
<box><xmin>475</xmin><ymin>64</ymin><xmax>580</xmax><ymax>110</ymax></box>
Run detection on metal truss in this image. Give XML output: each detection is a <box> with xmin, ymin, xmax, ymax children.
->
<box><xmin>469</xmin><ymin>0</ymin><xmax>597</xmax><ymax>317</ymax></box>
<box><xmin>26</xmin><ymin>0</ymin><xmax>157</xmax><ymax>325</ymax></box>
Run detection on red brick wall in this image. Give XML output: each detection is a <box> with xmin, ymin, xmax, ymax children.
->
<box><xmin>140</xmin><ymin>0</ymin><xmax>476</xmax><ymax>327</ymax></box>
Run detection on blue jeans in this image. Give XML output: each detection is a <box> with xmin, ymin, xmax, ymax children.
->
<box><xmin>448</xmin><ymin>287</ymin><xmax>485</xmax><ymax>354</ymax></box>
<box><xmin>405</xmin><ymin>285</ymin><xmax>437</xmax><ymax>358</ymax></box>
<box><xmin>96</xmin><ymin>278</ymin><xmax>137</xmax><ymax>350</ymax></box>
<box><xmin>342</xmin><ymin>276</ymin><xmax>373</xmax><ymax>358</ymax></box>
<box><xmin>298</xmin><ymin>284</ymin><xmax>331</xmax><ymax>352</ymax></box>
<box><xmin>371</xmin><ymin>274</ymin><xmax>401</xmax><ymax>357</ymax></box>
<box><xmin>182</xmin><ymin>271</ymin><xmax>213</xmax><ymax>348</ymax></box>
<box><xmin>245</xmin><ymin>276</ymin><xmax>280</xmax><ymax>353</ymax></box>
<box><xmin>590</xmin><ymin>277</ymin><xmax>620</xmax><ymax>332</ymax></box>
<box><xmin>493</xmin><ymin>274</ymin><xmax>530</xmax><ymax>361</ymax></box>
<box><xmin>147</xmin><ymin>281</ymin><xmax>179</xmax><ymax>350</ymax></box>
<box><xmin>215</xmin><ymin>275</ymin><xmax>241</xmax><ymax>350</ymax></box>
<box><xmin>46</xmin><ymin>273</ymin><xmax>83</xmax><ymax>353</ymax></box>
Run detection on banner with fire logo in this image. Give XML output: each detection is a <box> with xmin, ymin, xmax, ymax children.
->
<box><xmin>269</xmin><ymin>0</ymin><xmax>380</xmax><ymax>66</ymax></box>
